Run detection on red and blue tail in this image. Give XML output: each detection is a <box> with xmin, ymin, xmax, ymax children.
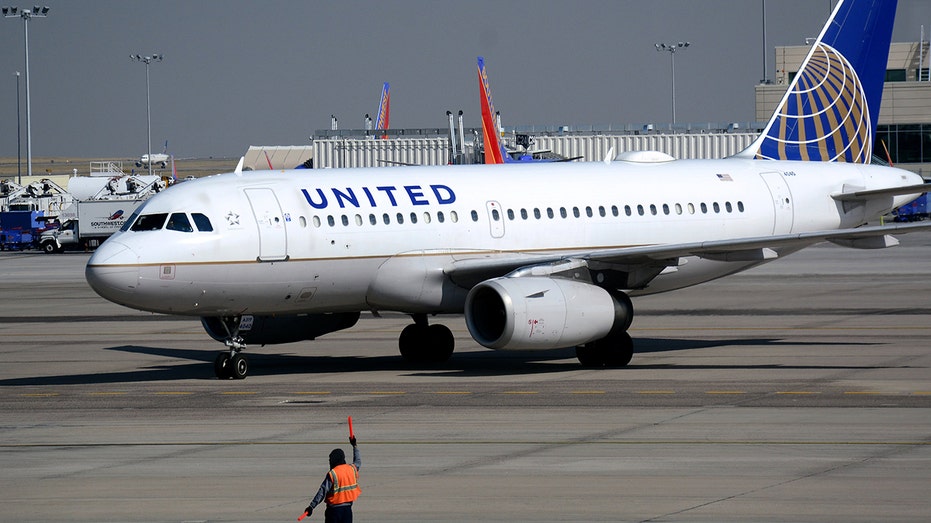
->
<box><xmin>374</xmin><ymin>82</ymin><xmax>390</xmax><ymax>140</ymax></box>
<box><xmin>477</xmin><ymin>57</ymin><xmax>507</xmax><ymax>164</ymax></box>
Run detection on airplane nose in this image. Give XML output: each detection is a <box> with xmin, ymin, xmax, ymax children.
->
<box><xmin>85</xmin><ymin>238</ymin><xmax>141</xmax><ymax>305</ymax></box>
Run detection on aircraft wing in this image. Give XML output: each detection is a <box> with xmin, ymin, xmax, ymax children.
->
<box><xmin>446</xmin><ymin>222</ymin><xmax>931</xmax><ymax>289</ymax></box>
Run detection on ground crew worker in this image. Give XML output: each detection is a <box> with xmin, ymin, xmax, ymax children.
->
<box><xmin>304</xmin><ymin>436</ymin><xmax>361</xmax><ymax>522</ymax></box>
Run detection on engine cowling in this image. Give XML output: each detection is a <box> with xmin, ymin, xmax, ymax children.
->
<box><xmin>464</xmin><ymin>277</ymin><xmax>630</xmax><ymax>350</ymax></box>
<box><xmin>202</xmin><ymin>312</ymin><xmax>360</xmax><ymax>345</ymax></box>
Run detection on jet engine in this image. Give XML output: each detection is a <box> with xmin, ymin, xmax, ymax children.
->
<box><xmin>201</xmin><ymin>312</ymin><xmax>360</xmax><ymax>345</ymax></box>
<box><xmin>464</xmin><ymin>276</ymin><xmax>632</xmax><ymax>350</ymax></box>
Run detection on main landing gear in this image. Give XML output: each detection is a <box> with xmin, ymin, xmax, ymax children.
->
<box><xmin>575</xmin><ymin>330</ymin><xmax>634</xmax><ymax>368</ymax></box>
<box><xmin>398</xmin><ymin>314</ymin><xmax>455</xmax><ymax>363</ymax></box>
<box><xmin>213</xmin><ymin>320</ymin><xmax>249</xmax><ymax>380</ymax></box>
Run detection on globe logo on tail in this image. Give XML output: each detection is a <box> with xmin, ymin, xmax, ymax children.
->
<box><xmin>755</xmin><ymin>43</ymin><xmax>871</xmax><ymax>163</ymax></box>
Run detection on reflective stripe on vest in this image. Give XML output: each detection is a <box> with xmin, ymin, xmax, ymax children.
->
<box><xmin>326</xmin><ymin>464</ymin><xmax>360</xmax><ymax>505</ymax></box>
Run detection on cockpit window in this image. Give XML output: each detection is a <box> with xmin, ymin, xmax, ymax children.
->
<box><xmin>191</xmin><ymin>213</ymin><xmax>213</xmax><ymax>232</ymax></box>
<box><xmin>166</xmin><ymin>213</ymin><xmax>194</xmax><ymax>232</ymax></box>
<box><xmin>130</xmin><ymin>213</ymin><xmax>168</xmax><ymax>231</ymax></box>
<box><xmin>120</xmin><ymin>210</ymin><xmax>142</xmax><ymax>232</ymax></box>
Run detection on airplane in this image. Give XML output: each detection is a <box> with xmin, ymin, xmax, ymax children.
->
<box><xmin>477</xmin><ymin>56</ymin><xmax>580</xmax><ymax>163</ymax></box>
<box><xmin>136</xmin><ymin>140</ymin><xmax>170</xmax><ymax>169</ymax></box>
<box><xmin>87</xmin><ymin>0</ymin><xmax>930</xmax><ymax>379</ymax></box>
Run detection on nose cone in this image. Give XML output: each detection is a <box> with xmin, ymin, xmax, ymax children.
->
<box><xmin>85</xmin><ymin>238</ymin><xmax>141</xmax><ymax>306</ymax></box>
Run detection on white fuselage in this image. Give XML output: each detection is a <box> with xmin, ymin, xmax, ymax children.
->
<box><xmin>85</xmin><ymin>158</ymin><xmax>921</xmax><ymax>317</ymax></box>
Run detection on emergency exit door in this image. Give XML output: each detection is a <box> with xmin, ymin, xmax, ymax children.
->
<box><xmin>244</xmin><ymin>188</ymin><xmax>288</xmax><ymax>261</ymax></box>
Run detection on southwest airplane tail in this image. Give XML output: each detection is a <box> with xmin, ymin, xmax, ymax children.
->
<box><xmin>477</xmin><ymin>56</ymin><xmax>506</xmax><ymax>164</ymax></box>
<box><xmin>374</xmin><ymin>82</ymin><xmax>389</xmax><ymax>140</ymax></box>
<box><xmin>87</xmin><ymin>0</ymin><xmax>930</xmax><ymax>379</ymax></box>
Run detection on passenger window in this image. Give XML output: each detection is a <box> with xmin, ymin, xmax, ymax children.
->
<box><xmin>725</xmin><ymin>202</ymin><xmax>733</xmax><ymax>213</ymax></box>
<box><xmin>637</xmin><ymin>205</ymin><xmax>644</xmax><ymax>216</ymax></box>
<box><xmin>191</xmin><ymin>213</ymin><xmax>213</xmax><ymax>232</ymax></box>
<box><xmin>533</xmin><ymin>208</ymin><xmax>541</xmax><ymax>219</ymax></box>
<box><xmin>599</xmin><ymin>206</ymin><xmax>606</xmax><ymax>217</ymax></box>
<box><xmin>437</xmin><ymin>211</ymin><xmax>445</xmax><ymax>223</ymax></box>
<box><xmin>520</xmin><ymin>209</ymin><xmax>528</xmax><ymax>220</ymax></box>
<box><xmin>560</xmin><ymin>207</ymin><xmax>568</xmax><ymax>219</ymax></box>
<box><xmin>713</xmin><ymin>202</ymin><xmax>720</xmax><ymax>213</ymax></box>
<box><xmin>131</xmin><ymin>213</ymin><xmax>168</xmax><ymax>231</ymax></box>
<box><xmin>471</xmin><ymin>210</ymin><xmax>479</xmax><ymax>222</ymax></box>
<box><xmin>662</xmin><ymin>204</ymin><xmax>670</xmax><ymax>215</ymax></box>
<box><xmin>491</xmin><ymin>209</ymin><xmax>500</xmax><ymax>221</ymax></box>
<box><xmin>585</xmin><ymin>206</ymin><xmax>593</xmax><ymax>218</ymax></box>
<box><xmin>410</xmin><ymin>212</ymin><xmax>418</xmax><ymax>224</ymax></box>
<box><xmin>738</xmin><ymin>201</ymin><xmax>745</xmax><ymax>212</ymax></box>
<box><xmin>572</xmin><ymin>207</ymin><xmax>580</xmax><ymax>218</ymax></box>
<box><xmin>299</xmin><ymin>216</ymin><xmax>307</xmax><ymax>228</ymax></box>
<box><xmin>397</xmin><ymin>213</ymin><xmax>405</xmax><ymax>224</ymax></box>
<box><xmin>688</xmin><ymin>203</ymin><xmax>695</xmax><ymax>214</ymax></box>
<box><xmin>423</xmin><ymin>212</ymin><xmax>432</xmax><ymax>224</ymax></box>
<box><xmin>546</xmin><ymin>208</ymin><xmax>554</xmax><ymax>219</ymax></box>
<box><xmin>506</xmin><ymin>209</ymin><xmax>514</xmax><ymax>220</ymax></box>
<box><xmin>166</xmin><ymin>213</ymin><xmax>194</xmax><ymax>232</ymax></box>
<box><xmin>625</xmin><ymin>205</ymin><xmax>632</xmax><ymax>216</ymax></box>
<box><xmin>450</xmin><ymin>211</ymin><xmax>459</xmax><ymax>223</ymax></box>
<box><xmin>612</xmin><ymin>205</ymin><xmax>619</xmax><ymax>217</ymax></box>
<box><xmin>700</xmin><ymin>203</ymin><xmax>708</xmax><ymax>214</ymax></box>
<box><xmin>383</xmin><ymin>213</ymin><xmax>390</xmax><ymax>225</ymax></box>
<box><xmin>327</xmin><ymin>216</ymin><xmax>335</xmax><ymax>227</ymax></box>
<box><xmin>650</xmin><ymin>204</ymin><xmax>657</xmax><ymax>215</ymax></box>
<box><xmin>313</xmin><ymin>216</ymin><xmax>321</xmax><ymax>228</ymax></box>
<box><xmin>369</xmin><ymin>214</ymin><xmax>377</xmax><ymax>225</ymax></box>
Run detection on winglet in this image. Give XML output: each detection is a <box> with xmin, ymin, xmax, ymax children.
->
<box><xmin>234</xmin><ymin>156</ymin><xmax>244</xmax><ymax>176</ymax></box>
<box><xmin>603</xmin><ymin>146</ymin><xmax>615</xmax><ymax>165</ymax></box>
<box><xmin>738</xmin><ymin>0</ymin><xmax>898</xmax><ymax>163</ymax></box>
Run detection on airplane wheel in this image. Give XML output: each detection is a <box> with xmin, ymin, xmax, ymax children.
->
<box><xmin>214</xmin><ymin>352</ymin><xmax>232</xmax><ymax>379</ymax></box>
<box><xmin>576</xmin><ymin>331</ymin><xmax>634</xmax><ymax>368</ymax></box>
<box><xmin>399</xmin><ymin>324</ymin><xmax>427</xmax><ymax>361</ymax></box>
<box><xmin>230</xmin><ymin>354</ymin><xmax>249</xmax><ymax>379</ymax></box>
<box><xmin>427</xmin><ymin>324</ymin><xmax>454</xmax><ymax>362</ymax></box>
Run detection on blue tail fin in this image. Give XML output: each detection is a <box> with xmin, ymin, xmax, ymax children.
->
<box><xmin>740</xmin><ymin>0</ymin><xmax>897</xmax><ymax>163</ymax></box>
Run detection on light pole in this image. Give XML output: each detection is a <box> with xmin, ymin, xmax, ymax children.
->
<box><xmin>3</xmin><ymin>6</ymin><xmax>50</xmax><ymax>179</ymax></box>
<box><xmin>654</xmin><ymin>41</ymin><xmax>690</xmax><ymax>125</ymax></box>
<box><xmin>14</xmin><ymin>71</ymin><xmax>21</xmax><ymax>184</ymax></box>
<box><xmin>130</xmin><ymin>53</ymin><xmax>163</xmax><ymax>177</ymax></box>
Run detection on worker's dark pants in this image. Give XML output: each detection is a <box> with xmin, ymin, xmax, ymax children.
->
<box><xmin>325</xmin><ymin>504</ymin><xmax>352</xmax><ymax>523</ymax></box>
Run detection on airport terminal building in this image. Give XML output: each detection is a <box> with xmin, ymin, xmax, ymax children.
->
<box><xmin>251</xmin><ymin>41</ymin><xmax>930</xmax><ymax>177</ymax></box>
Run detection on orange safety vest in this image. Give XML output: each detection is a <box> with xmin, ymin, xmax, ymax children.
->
<box><xmin>325</xmin><ymin>463</ymin><xmax>361</xmax><ymax>505</ymax></box>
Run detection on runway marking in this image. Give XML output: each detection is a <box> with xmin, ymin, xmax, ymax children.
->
<box><xmin>775</xmin><ymin>391</ymin><xmax>821</xmax><ymax>395</ymax></box>
<box><xmin>20</xmin><ymin>392</ymin><xmax>58</xmax><ymax>397</ymax></box>
<box><xmin>844</xmin><ymin>391</ymin><xmax>886</xmax><ymax>395</ymax></box>
<box><xmin>154</xmin><ymin>391</ymin><xmax>193</xmax><ymax>395</ymax></box>
<box><xmin>570</xmin><ymin>390</ymin><xmax>606</xmax><ymax>394</ymax></box>
<box><xmin>294</xmin><ymin>391</ymin><xmax>331</xmax><ymax>395</ymax></box>
<box><xmin>368</xmin><ymin>391</ymin><xmax>406</xmax><ymax>395</ymax></box>
<box><xmin>434</xmin><ymin>391</ymin><xmax>472</xmax><ymax>395</ymax></box>
<box><xmin>636</xmin><ymin>390</ymin><xmax>676</xmax><ymax>394</ymax></box>
<box><xmin>221</xmin><ymin>391</ymin><xmax>258</xmax><ymax>395</ymax></box>
<box><xmin>88</xmin><ymin>391</ymin><xmax>127</xmax><ymax>396</ymax></box>
<box><xmin>500</xmin><ymin>391</ymin><xmax>538</xmax><ymax>395</ymax></box>
<box><xmin>706</xmin><ymin>390</ymin><xmax>746</xmax><ymax>395</ymax></box>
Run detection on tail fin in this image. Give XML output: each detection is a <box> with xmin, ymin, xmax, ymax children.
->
<box><xmin>477</xmin><ymin>56</ymin><xmax>507</xmax><ymax>164</ymax></box>
<box><xmin>374</xmin><ymin>82</ymin><xmax>390</xmax><ymax>140</ymax></box>
<box><xmin>739</xmin><ymin>0</ymin><xmax>897</xmax><ymax>163</ymax></box>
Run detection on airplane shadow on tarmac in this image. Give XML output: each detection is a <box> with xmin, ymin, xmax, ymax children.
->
<box><xmin>0</xmin><ymin>336</ymin><xmax>884</xmax><ymax>386</ymax></box>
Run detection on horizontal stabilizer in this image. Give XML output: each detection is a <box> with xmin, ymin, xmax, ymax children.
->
<box><xmin>831</xmin><ymin>183</ymin><xmax>929</xmax><ymax>202</ymax></box>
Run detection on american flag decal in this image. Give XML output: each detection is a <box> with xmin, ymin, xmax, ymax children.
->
<box><xmin>716</xmin><ymin>173</ymin><xmax>733</xmax><ymax>181</ymax></box>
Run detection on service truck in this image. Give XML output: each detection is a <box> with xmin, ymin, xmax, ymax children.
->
<box><xmin>39</xmin><ymin>199</ymin><xmax>145</xmax><ymax>253</ymax></box>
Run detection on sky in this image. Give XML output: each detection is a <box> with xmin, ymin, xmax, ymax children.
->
<box><xmin>1</xmin><ymin>0</ymin><xmax>930</xmax><ymax>159</ymax></box>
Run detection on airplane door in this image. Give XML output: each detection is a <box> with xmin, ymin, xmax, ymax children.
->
<box><xmin>244</xmin><ymin>188</ymin><xmax>288</xmax><ymax>261</ymax></box>
<box><xmin>759</xmin><ymin>171</ymin><xmax>794</xmax><ymax>235</ymax></box>
<box><xmin>485</xmin><ymin>200</ymin><xmax>505</xmax><ymax>238</ymax></box>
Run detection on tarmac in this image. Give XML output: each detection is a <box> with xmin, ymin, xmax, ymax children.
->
<box><xmin>1</xmin><ymin>234</ymin><xmax>930</xmax><ymax>522</ymax></box>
